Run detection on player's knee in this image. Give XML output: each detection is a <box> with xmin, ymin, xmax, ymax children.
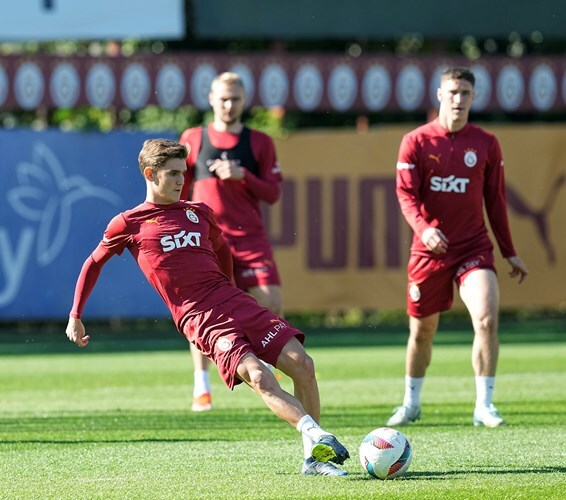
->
<box><xmin>248</xmin><ymin>363</ymin><xmax>278</xmax><ymax>393</ymax></box>
<box><xmin>410</xmin><ymin>327</ymin><xmax>435</xmax><ymax>343</ymax></box>
<box><xmin>409</xmin><ymin>315</ymin><xmax>439</xmax><ymax>341</ymax></box>
<box><xmin>264</xmin><ymin>297</ymin><xmax>282</xmax><ymax>315</ymax></box>
<box><xmin>474</xmin><ymin>314</ymin><xmax>498</xmax><ymax>335</ymax></box>
<box><xmin>294</xmin><ymin>351</ymin><xmax>316</xmax><ymax>380</ymax></box>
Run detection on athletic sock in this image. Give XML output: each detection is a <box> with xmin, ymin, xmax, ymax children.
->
<box><xmin>402</xmin><ymin>376</ymin><xmax>424</xmax><ymax>407</ymax></box>
<box><xmin>302</xmin><ymin>434</ymin><xmax>315</xmax><ymax>460</ymax></box>
<box><xmin>296</xmin><ymin>415</ymin><xmax>330</xmax><ymax>444</ymax></box>
<box><xmin>475</xmin><ymin>376</ymin><xmax>495</xmax><ymax>408</ymax></box>
<box><xmin>193</xmin><ymin>369</ymin><xmax>211</xmax><ymax>398</ymax></box>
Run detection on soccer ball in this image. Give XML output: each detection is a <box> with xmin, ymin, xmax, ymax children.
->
<box><xmin>359</xmin><ymin>427</ymin><xmax>412</xmax><ymax>479</ymax></box>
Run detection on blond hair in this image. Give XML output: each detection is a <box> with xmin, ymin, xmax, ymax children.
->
<box><xmin>211</xmin><ymin>72</ymin><xmax>245</xmax><ymax>91</ymax></box>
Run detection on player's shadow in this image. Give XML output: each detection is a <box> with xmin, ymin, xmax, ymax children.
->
<box><xmin>349</xmin><ymin>405</ymin><xmax>563</xmax><ymax>429</ymax></box>
<box><xmin>350</xmin><ymin>466</ymin><xmax>566</xmax><ymax>481</ymax></box>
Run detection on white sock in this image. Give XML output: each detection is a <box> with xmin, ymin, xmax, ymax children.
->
<box><xmin>296</xmin><ymin>415</ymin><xmax>330</xmax><ymax>444</ymax></box>
<box><xmin>302</xmin><ymin>434</ymin><xmax>314</xmax><ymax>460</ymax></box>
<box><xmin>402</xmin><ymin>376</ymin><xmax>424</xmax><ymax>407</ymax></box>
<box><xmin>193</xmin><ymin>369</ymin><xmax>211</xmax><ymax>398</ymax></box>
<box><xmin>475</xmin><ymin>376</ymin><xmax>495</xmax><ymax>408</ymax></box>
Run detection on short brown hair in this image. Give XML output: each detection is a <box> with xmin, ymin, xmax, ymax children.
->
<box><xmin>138</xmin><ymin>139</ymin><xmax>188</xmax><ymax>174</ymax></box>
<box><xmin>441</xmin><ymin>66</ymin><xmax>475</xmax><ymax>87</ymax></box>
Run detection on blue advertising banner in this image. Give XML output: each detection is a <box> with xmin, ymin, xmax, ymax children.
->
<box><xmin>0</xmin><ymin>129</ymin><xmax>176</xmax><ymax>320</ymax></box>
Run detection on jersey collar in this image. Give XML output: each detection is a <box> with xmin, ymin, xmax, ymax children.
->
<box><xmin>432</xmin><ymin>117</ymin><xmax>471</xmax><ymax>136</ymax></box>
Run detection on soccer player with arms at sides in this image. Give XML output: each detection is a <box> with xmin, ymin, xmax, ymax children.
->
<box><xmin>180</xmin><ymin>72</ymin><xmax>283</xmax><ymax>412</ymax></box>
<box><xmin>388</xmin><ymin>67</ymin><xmax>528</xmax><ymax>428</ymax></box>
<box><xmin>65</xmin><ymin>139</ymin><xmax>349</xmax><ymax>476</ymax></box>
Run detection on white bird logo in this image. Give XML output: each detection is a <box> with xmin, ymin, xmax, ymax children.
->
<box><xmin>7</xmin><ymin>142</ymin><xmax>122</xmax><ymax>266</ymax></box>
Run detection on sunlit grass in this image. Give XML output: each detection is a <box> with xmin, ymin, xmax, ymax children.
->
<box><xmin>0</xmin><ymin>334</ymin><xmax>564</xmax><ymax>499</ymax></box>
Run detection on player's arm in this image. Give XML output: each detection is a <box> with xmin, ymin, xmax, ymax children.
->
<box><xmin>66</xmin><ymin>245</ymin><xmax>112</xmax><ymax>347</ymax></box>
<box><xmin>238</xmin><ymin>165</ymin><xmax>281</xmax><ymax>204</ymax></box>
<box><xmin>213</xmin><ymin>131</ymin><xmax>280</xmax><ymax>203</ymax></box>
<box><xmin>66</xmin><ymin>215</ymin><xmax>130</xmax><ymax>347</ymax></box>
<box><xmin>483</xmin><ymin>137</ymin><xmax>528</xmax><ymax>283</ymax></box>
<box><xmin>244</xmin><ymin>132</ymin><xmax>282</xmax><ymax>204</ymax></box>
<box><xmin>396</xmin><ymin>134</ymin><xmax>447</xmax><ymax>253</ymax></box>
<box><xmin>506</xmin><ymin>255</ymin><xmax>528</xmax><ymax>284</ymax></box>
<box><xmin>66</xmin><ymin>317</ymin><xmax>89</xmax><ymax>347</ymax></box>
<box><xmin>208</xmin><ymin>132</ymin><xmax>281</xmax><ymax>203</ymax></box>
<box><xmin>179</xmin><ymin>128</ymin><xmax>199</xmax><ymax>200</ymax></box>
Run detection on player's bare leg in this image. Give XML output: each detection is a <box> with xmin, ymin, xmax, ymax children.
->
<box><xmin>236</xmin><ymin>341</ymin><xmax>349</xmax><ymax>474</ymax></box>
<box><xmin>236</xmin><ymin>349</ymin><xmax>307</xmax><ymax>425</ymax></box>
<box><xmin>460</xmin><ymin>268</ymin><xmax>505</xmax><ymax>427</ymax></box>
<box><xmin>190</xmin><ymin>344</ymin><xmax>213</xmax><ymax>411</ymax></box>
<box><xmin>275</xmin><ymin>337</ymin><xmax>319</xmax><ymax>421</ymax></box>
<box><xmin>406</xmin><ymin>314</ymin><xmax>439</xmax><ymax>377</ymax></box>
<box><xmin>386</xmin><ymin>314</ymin><xmax>439</xmax><ymax>426</ymax></box>
<box><xmin>248</xmin><ymin>284</ymin><xmax>282</xmax><ymax>316</ymax></box>
<box><xmin>460</xmin><ymin>269</ymin><xmax>500</xmax><ymax>377</ymax></box>
<box><xmin>275</xmin><ymin>337</ymin><xmax>349</xmax><ymax>473</ymax></box>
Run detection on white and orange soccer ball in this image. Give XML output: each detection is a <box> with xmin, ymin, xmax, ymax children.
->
<box><xmin>359</xmin><ymin>427</ymin><xmax>412</xmax><ymax>479</ymax></box>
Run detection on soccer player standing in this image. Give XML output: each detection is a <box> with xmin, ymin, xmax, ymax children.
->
<box><xmin>388</xmin><ymin>67</ymin><xmax>528</xmax><ymax>428</ymax></box>
<box><xmin>180</xmin><ymin>72</ymin><xmax>283</xmax><ymax>412</ymax></box>
<box><xmin>66</xmin><ymin>139</ymin><xmax>349</xmax><ymax>476</ymax></box>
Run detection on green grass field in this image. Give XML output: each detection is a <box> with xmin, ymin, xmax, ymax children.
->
<box><xmin>0</xmin><ymin>326</ymin><xmax>565</xmax><ymax>499</ymax></box>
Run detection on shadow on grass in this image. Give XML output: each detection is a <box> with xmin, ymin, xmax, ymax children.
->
<box><xmin>348</xmin><ymin>465</ymin><xmax>566</xmax><ymax>481</ymax></box>
<box><xmin>327</xmin><ymin>403</ymin><xmax>566</xmax><ymax>430</ymax></box>
<box><xmin>0</xmin><ymin>409</ymin><xmax>298</xmax><ymax>445</ymax></box>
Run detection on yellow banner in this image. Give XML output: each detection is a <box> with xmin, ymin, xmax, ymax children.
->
<box><xmin>269</xmin><ymin>125</ymin><xmax>566</xmax><ymax>312</ymax></box>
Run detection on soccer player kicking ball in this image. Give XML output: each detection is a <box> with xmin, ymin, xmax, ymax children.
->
<box><xmin>65</xmin><ymin>139</ymin><xmax>349</xmax><ymax>476</ymax></box>
<box><xmin>388</xmin><ymin>67</ymin><xmax>528</xmax><ymax>428</ymax></box>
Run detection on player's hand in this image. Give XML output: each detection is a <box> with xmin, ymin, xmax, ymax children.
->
<box><xmin>209</xmin><ymin>160</ymin><xmax>245</xmax><ymax>181</ymax></box>
<box><xmin>507</xmin><ymin>255</ymin><xmax>528</xmax><ymax>284</ymax></box>
<box><xmin>66</xmin><ymin>317</ymin><xmax>90</xmax><ymax>347</ymax></box>
<box><xmin>421</xmin><ymin>227</ymin><xmax>449</xmax><ymax>254</ymax></box>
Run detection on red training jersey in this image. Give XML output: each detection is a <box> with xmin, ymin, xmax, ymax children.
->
<box><xmin>70</xmin><ymin>201</ymin><xmax>239</xmax><ymax>333</ymax></box>
<box><xmin>396</xmin><ymin>118</ymin><xmax>516</xmax><ymax>258</ymax></box>
<box><xmin>179</xmin><ymin>124</ymin><xmax>281</xmax><ymax>245</ymax></box>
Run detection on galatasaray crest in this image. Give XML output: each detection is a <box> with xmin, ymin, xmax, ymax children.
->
<box><xmin>185</xmin><ymin>208</ymin><xmax>199</xmax><ymax>223</ymax></box>
<box><xmin>409</xmin><ymin>283</ymin><xmax>421</xmax><ymax>302</ymax></box>
<box><xmin>464</xmin><ymin>149</ymin><xmax>478</xmax><ymax>168</ymax></box>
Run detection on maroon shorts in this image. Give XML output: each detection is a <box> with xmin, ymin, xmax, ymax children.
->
<box><xmin>182</xmin><ymin>291</ymin><xmax>303</xmax><ymax>389</ymax></box>
<box><xmin>406</xmin><ymin>248</ymin><xmax>496</xmax><ymax>317</ymax></box>
<box><xmin>231</xmin><ymin>244</ymin><xmax>281</xmax><ymax>291</ymax></box>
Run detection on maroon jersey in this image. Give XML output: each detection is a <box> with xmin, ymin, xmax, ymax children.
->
<box><xmin>70</xmin><ymin>201</ymin><xmax>240</xmax><ymax>333</ymax></box>
<box><xmin>396</xmin><ymin>118</ymin><xmax>516</xmax><ymax>258</ymax></box>
<box><xmin>179</xmin><ymin>124</ymin><xmax>281</xmax><ymax>245</ymax></box>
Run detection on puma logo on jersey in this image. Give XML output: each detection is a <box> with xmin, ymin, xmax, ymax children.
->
<box><xmin>430</xmin><ymin>175</ymin><xmax>470</xmax><ymax>193</ymax></box>
<box><xmin>161</xmin><ymin>231</ymin><xmax>202</xmax><ymax>252</ymax></box>
<box><xmin>146</xmin><ymin>218</ymin><xmax>160</xmax><ymax>225</ymax></box>
<box><xmin>429</xmin><ymin>153</ymin><xmax>442</xmax><ymax>164</ymax></box>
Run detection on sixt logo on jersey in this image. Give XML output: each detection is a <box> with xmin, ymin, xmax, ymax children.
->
<box><xmin>160</xmin><ymin>230</ymin><xmax>201</xmax><ymax>252</ymax></box>
<box><xmin>430</xmin><ymin>175</ymin><xmax>470</xmax><ymax>193</ymax></box>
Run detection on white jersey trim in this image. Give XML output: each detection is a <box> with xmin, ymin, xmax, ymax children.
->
<box><xmin>396</xmin><ymin>162</ymin><xmax>415</xmax><ymax>170</ymax></box>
